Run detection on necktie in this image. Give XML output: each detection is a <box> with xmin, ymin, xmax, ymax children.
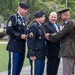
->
<box><xmin>53</xmin><ymin>24</ymin><xmax>59</xmax><ymax>32</ymax></box>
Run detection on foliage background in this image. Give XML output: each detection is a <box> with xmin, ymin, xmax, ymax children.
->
<box><xmin>0</xmin><ymin>0</ymin><xmax>75</xmax><ymax>24</ymax></box>
<box><xmin>0</xmin><ymin>0</ymin><xmax>75</xmax><ymax>72</ymax></box>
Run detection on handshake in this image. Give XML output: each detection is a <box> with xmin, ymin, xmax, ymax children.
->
<box><xmin>45</xmin><ymin>33</ymin><xmax>50</xmax><ymax>40</ymax></box>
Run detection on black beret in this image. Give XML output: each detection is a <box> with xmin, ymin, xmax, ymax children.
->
<box><xmin>19</xmin><ymin>2</ymin><xmax>30</xmax><ymax>9</ymax></box>
<box><xmin>58</xmin><ymin>9</ymin><xmax>70</xmax><ymax>19</ymax></box>
<box><xmin>34</xmin><ymin>10</ymin><xmax>45</xmax><ymax>18</ymax></box>
<box><xmin>58</xmin><ymin>9</ymin><xmax>69</xmax><ymax>15</ymax></box>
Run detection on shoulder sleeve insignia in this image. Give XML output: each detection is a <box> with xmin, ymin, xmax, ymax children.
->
<box><xmin>29</xmin><ymin>32</ymin><xmax>34</xmax><ymax>37</ymax></box>
<box><xmin>8</xmin><ymin>21</ymin><xmax>12</xmax><ymax>26</ymax></box>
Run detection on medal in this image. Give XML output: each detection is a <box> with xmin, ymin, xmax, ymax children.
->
<box><xmin>39</xmin><ymin>36</ymin><xmax>41</xmax><ymax>39</ymax></box>
<box><xmin>23</xmin><ymin>23</ymin><xmax>25</xmax><ymax>26</ymax></box>
<box><xmin>18</xmin><ymin>19</ymin><xmax>21</xmax><ymax>24</ymax></box>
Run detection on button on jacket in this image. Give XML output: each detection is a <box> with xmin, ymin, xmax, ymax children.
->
<box><xmin>27</xmin><ymin>22</ymin><xmax>46</xmax><ymax>60</ymax></box>
<box><xmin>6</xmin><ymin>13</ymin><xmax>27</xmax><ymax>53</ymax></box>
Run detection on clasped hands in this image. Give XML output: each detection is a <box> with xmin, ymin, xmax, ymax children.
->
<box><xmin>21</xmin><ymin>33</ymin><xmax>50</xmax><ymax>40</ymax></box>
<box><xmin>45</xmin><ymin>33</ymin><xmax>50</xmax><ymax>40</ymax></box>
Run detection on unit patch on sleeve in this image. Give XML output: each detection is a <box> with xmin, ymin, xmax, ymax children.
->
<box><xmin>29</xmin><ymin>32</ymin><xmax>34</xmax><ymax>37</ymax></box>
<box><xmin>8</xmin><ymin>21</ymin><xmax>12</xmax><ymax>26</ymax></box>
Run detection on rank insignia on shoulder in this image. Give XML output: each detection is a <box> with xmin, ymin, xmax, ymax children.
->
<box><xmin>65</xmin><ymin>20</ymin><xmax>68</xmax><ymax>24</ymax></box>
<box><xmin>8</xmin><ymin>21</ymin><xmax>12</xmax><ymax>26</ymax></box>
<box><xmin>29</xmin><ymin>32</ymin><xmax>34</xmax><ymax>37</ymax></box>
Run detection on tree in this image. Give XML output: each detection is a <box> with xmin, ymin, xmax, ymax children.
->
<box><xmin>58</xmin><ymin>0</ymin><xmax>75</xmax><ymax>19</ymax></box>
<box><xmin>0</xmin><ymin>0</ymin><xmax>75</xmax><ymax>21</ymax></box>
<box><xmin>0</xmin><ymin>0</ymin><xmax>20</xmax><ymax>20</ymax></box>
<box><xmin>25</xmin><ymin>0</ymin><xmax>65</xmax><ymax>22</ymax></box>
<box><xmin>68</xmin><ymin>0</ymin><xmax>75</xmax><ymax>19</ymax></box>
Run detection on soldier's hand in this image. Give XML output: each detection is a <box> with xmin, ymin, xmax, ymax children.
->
<box><xmin>45</xmin><ymin>33</ymin><xmax>50</xmax><ymax>40</ymax></box>
<box><xmin>21</xmin><ymin>34</ymin><xmax>28</xmax><ymax>40</ymax></box>
<box><xmin>30</xmin><ymin>56</ymin><xmax>36</xmax><ymax>60</ymax></box>
<box><xmin>24</xmin><ymin>34</ymin><xmax>28</xmax><ymax>39</ymax></box>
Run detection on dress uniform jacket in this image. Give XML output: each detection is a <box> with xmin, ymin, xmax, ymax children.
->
<box><xmin>6</xmin><ymin>13</ymin><xmax>27</xmax><ymax>53</ymax></box>
<box><xmin>49</xmin><ymin>19</ymin><xmax>75</xmax><ymax>57</ymax></box>
<box><xmin>44</xmin><ymin>21</ymin><xmax>60</xmax><ymax>57</ymax></box>
<box><xmin>27</xmin><ymin>21</ymin><xmax>46</xmax><ymax>60</ymax></box>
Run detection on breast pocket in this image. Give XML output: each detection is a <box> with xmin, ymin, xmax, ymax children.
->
<box><xmin>38</xmin><ymin>29</ymin><xmax>44</xmax><ymax>40</ymax></box>
<box><xmin>61</xmin><ymin>41</ymin><xmax>75</xmax><ymax>57</ymax></box>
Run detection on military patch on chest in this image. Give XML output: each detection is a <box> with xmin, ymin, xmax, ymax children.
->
<box><xmin>18</xmin><ymin>19</ymin><xmax>21</xmax><ymax>24</ymax></box>
<box><xmin>8</xmin><ymin>21</ymin><xmax>12</xmax><ymax>26</ymax></box>
<box><xmin>29</xmin><ymin>32</ymin><xmax>34</xmax><ymax>37</ymax></box>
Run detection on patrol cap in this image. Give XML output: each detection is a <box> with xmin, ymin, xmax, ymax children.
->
<box><xmin>19</xmin><ymin>2</ymin><xmax>30</xmax><ymax>9</ymax></box>
<box><xmin>34</xmin><ymin>10</ymin><xmax>45</xmax><ymax>18</ymax></box>
<box><xmin>58</xmin><ymin>9</ymin><xmax>70</xmax><ymax>19</ymax></box>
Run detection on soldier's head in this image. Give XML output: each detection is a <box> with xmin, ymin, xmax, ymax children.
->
<box><xmin>58</xmin><ymin>9</ymin><xmax>70</xmax><ymax>20</ymax></box>
<box><xmin>18</xmin><ymin>2</ymin><xmax>30</xmax><ymax>16</ymax></box>
<box><xmin>34</xmin><ymin>10</ymin><xmax>45</xmax><ymax>24</ymax></box>
<box><xmin>49</xmin><ymin>12</ymin><xmax>57</xmax><ymax>24</ymax></box>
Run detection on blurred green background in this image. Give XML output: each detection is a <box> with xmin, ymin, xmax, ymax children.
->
<box><xmin>0</xmin><ymin>0</ymin><xmax>75</xmax><ymax>72</ymax></box>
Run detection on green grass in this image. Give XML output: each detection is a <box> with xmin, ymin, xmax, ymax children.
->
<box><xmin>0</xmin><ymin>44</ymin><xmax>8</xmax><ymax>72</ymax></box>
<box><xmin>0</xmin><ymin>39</ymin><xmax>8</xmax><ymax>42</ymax></box>
<box><xmin>0</xmin><ymin>28</ymin><xmax>4</xmax><ymax>32</ymax></box>
<box><xmin>0</xmin><ymin>44</ymin><xmax>29</xmax><ymax>72</ymax></box>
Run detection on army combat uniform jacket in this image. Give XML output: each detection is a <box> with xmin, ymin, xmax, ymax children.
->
<box><xmin>27</xmin><ymin>22</ymin><xmax>46</xmax><ymax>60</ymax></box>
<box><xmin>49</xmin><ymin>19</ymin><xmax>75</xmax><ymax>58</ymax></box>
<box><xmin>6</xmin><ymin>13</ymin><xmax>27</xmax><ymax>53</ymax></box>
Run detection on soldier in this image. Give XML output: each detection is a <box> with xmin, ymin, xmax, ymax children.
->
<box><xmin>27</xmin><ymin>10</ymin><xmax>46</xmax><ymax>75</ymax></box>
<box><xmin>6</xmin><ymin>2</ymin><xmax>30</xmax><ymax>75</ymax></box>
<box><xmin>45</xmin><ymin>9</ymin><xmax>75</xmax><ymax>75</ymax></box>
